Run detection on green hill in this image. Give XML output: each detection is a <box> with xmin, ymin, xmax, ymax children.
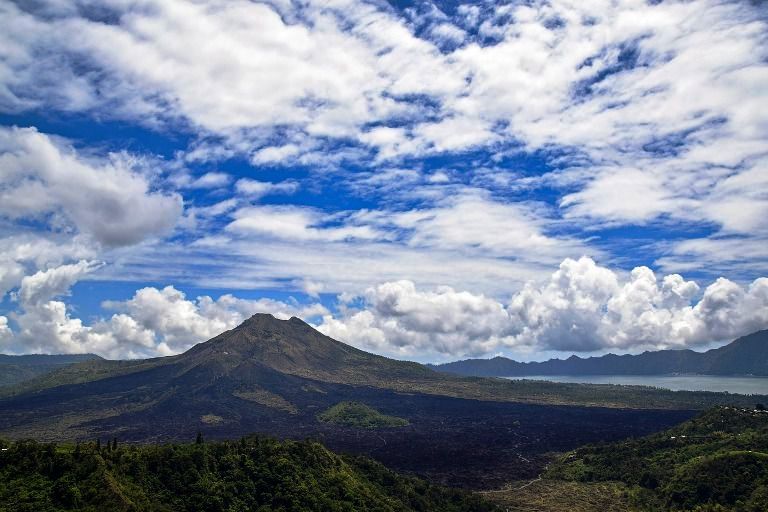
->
<box><xmin>318</xmin><ymin>401</ymin><xmax>409</xmax><ymax>429</ymax></box>
<box><xmin>0</xmin><ymin>435</ymin><xmax>495</xmax><ymax>512</ymax></box>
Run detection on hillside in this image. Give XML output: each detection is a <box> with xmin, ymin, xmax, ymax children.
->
<box><xmin>0</xmin><ymin>435</ymin><xmax>495</xmax><ymax>512</ymax></box>
<box><xmin>433</xmin><ymin>330</ymin><xmax>768</xmax><ymax>377</ymax></box>
<box><xmin>487</xmin><ymin>406</ymin><xmax>768</xmax><ymax>511</ymax></box>
<box><xmin>0</xmin><ymin>354</ymin><xmax>103</xmax><ymax>388</ymax></box>
<box><xmin>548</xmin><ymin>406</ymin><xmax>768</xmax><ymax>510</ymax></box>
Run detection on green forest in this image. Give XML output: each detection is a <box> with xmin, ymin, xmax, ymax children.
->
<box><xmin>0</xmin><ymin>435</ymin><xmax>496</xmax><ymax>512</ymax></box>
<box><xmin>546</xmin><ymin>406</ymin><xmax>768</xmax><ymax>511</ymax></box>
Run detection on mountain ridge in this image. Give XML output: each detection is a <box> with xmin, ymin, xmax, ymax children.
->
<box><xmin>431</xmin><ymin>330</ymin><xmax>768</xmax><ymax>377</ymax></box>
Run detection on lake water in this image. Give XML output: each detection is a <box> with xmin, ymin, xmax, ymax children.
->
<box><xmin>502</xmin><ymin>375</ymin><xmax>768</xmax><ymax>395</ymax></box>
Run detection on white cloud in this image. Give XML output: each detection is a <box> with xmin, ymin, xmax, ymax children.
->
<box><xmin>0</xmin><ymin>0</ymin><xmax>461</xmax><ymax>153</ymax></box>
<box><xmin>16</xmin><ymin>260</ymin><xmax>102</xmax><ymax>306</ymax></box>
<box><xmin>0</xmin><ymin>234</ymin><xmax>96</xmax><ymax>299</ymax></box>
<box><xmin>0</xmin><ymin>315</ymin><xmax>11</xmax><ymax>343</ymax></box>
<box><xmin>2</xmin><ymin>257</ymin><xmax>765</xmax><ymax>360</ymax></box>
<box><xmin>0</xmin><ymin>126</ymin><xmax>182</xmax><ymax>247</ymax></box>
<box><xmin>0</xmin><ymin>0</ymin><xmax>765</xmax><ymax>360</ymax></box>
<box><xmin>250</xmin><ymin>144</ymin><xmax>302</xmax><ymax>164</ymax></box>
<box><xmin>299</xmin><ymin>279</ymin><xmax>325</xmax><ymax>299</ymax></box>
<box><xmin>389</xmin><ymin>193</ymin><xmax>574</xmax><ymax>257</ymax></box>
<box><xmin>226</xmin><ymin>205</ymin><xmax>384</xmax><ymax>242</ymax></box>
<box><xmin>561</xmin><ymin>169</ymin><xmax>677</xmax><ymax>223</ymax></box>
<box><xmin>184</xmin><ymin>172</ymin><xmax>231</xmax><ymax>189</ymax></box>
<box><xmin>11</xmin><ymin>299</ymin><xmax>159</xmax><ymax>358</ymax></box>
<box><xmin>235</xmin><ymin>179</ymin><xmax>299</xmax><ymax>199</ymax></box>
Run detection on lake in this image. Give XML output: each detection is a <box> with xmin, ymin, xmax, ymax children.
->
<box><xmin>502</xmin><ymin>375</ymin><xmax>768</xmax><ymax>395</ymax></box>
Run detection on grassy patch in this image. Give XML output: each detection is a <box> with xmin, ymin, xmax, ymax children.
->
<box><xmin>233</xmin><ymin>386</ymin><xmax>298</xmax><ymax>414</ymax></box>
<box><xmin>481</xmin><ymin>479</ymin><xmax>633</xmax><ymax>512</ymax></box>
<box><xmin>200</xmin><ymin>414</ymin><xmax>224</xmax><ymax>425</ymax></box>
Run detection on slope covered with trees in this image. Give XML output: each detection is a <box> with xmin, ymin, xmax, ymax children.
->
<box><xmin>545</xmin><ymin>406</ymin><xmax>768</xmax><ymax>510</ymax></box>
<box><xmin>0</xmin><ymin>435</ymin><xmax>496</xmax><ymax>512</ymax></box>
<box><xmin>0</xmin><ymin>354</ymin><xmax>102</xmax><ymax>388</ymax></box>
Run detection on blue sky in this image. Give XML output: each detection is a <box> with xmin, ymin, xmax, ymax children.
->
<box><xmin>0</xmin><ymin>0</ymin><xmax>766</xmax><ymax>362</ymax></box>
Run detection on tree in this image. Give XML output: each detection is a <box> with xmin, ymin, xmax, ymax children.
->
<box><xmin>196</xmin><ymin>431</ymin><xmax>203</xmax><ymax>445</ymax></box>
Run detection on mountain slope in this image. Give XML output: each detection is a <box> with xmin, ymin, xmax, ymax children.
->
<box><xmin>432</xmin><ymin>330</ymin><xmax>768</xmax><ymax>377</ymax></box>
<box><xmin>0</xmin><ymin>354</ymin><xmax>103</xmax><ymax>387</ymax></box>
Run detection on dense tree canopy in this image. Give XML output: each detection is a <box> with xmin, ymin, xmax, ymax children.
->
<box><xmin>0</xmin><ymin>436</ymin><xmax>496</xmax><ymax>512</ymax></box>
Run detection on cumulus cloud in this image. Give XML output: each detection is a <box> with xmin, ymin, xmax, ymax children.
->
<box><xmin>16</xmin><ymin>260</ymin><xmax>102</xmax><ymax>306</ymax></box>
<box><xmin>0</xmin><ymin>235</ymin><xmax>96</xmax><ymax>299</ymax></box>
<box><xmin>2</xmin><ymin>257</ymin><xmax>765</xmax><ymax>360</ymax></box>
<box><xmin>318</xmin><ymin>257</ymin><xmax>768</xmax><ymax>359</ymax></box>
<box><xmin>0</xmin><ymin>315</ymin><xmax>11</xmax><ymax>343</ymax></box>
<box><xmin>0</xmin><ymin>0</ymin><xmax>766</xmax><ymax>360</ymax></box>
<box><xmin>318</xmin><ymin>280</ymin><xmax>512</xmax><ymax>357</ymax></box>
<box><xmin>0</xmin><ymin>126</ymin><xmax>182</xmax><ymax>247</ymax></box>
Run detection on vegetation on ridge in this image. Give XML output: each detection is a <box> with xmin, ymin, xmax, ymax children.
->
<box><xmin>485</xmin><ymin>406</ymin><xmax>768</xmax><ymax>511</ymax></box>
<box><xmin>0</xmin><ymin>435</ymin><xmax>496</xmax><ymax>512</ymax></box>
<box><xmin>545</xmin><ymin>406</ymin><xmax>768</xmax><ymax>510</ymax></box>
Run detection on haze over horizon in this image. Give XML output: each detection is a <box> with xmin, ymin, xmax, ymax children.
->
<box><xmin>0</xmin><ymin>0</ymin><xmax>767</xmax><ymax>363</ymax></box>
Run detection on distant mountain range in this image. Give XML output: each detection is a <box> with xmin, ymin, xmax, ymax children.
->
<box><xmin>0</xmin><ymin>353</ymin><xmax>102</xmax><ymax>387</ymax></box>
<box><xmin>431</xmin><ymin>330</ymin><xmax>768</xmax><ymax>377</ymax></box>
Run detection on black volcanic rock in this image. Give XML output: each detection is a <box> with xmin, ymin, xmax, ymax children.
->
<box><xmin>432</xmin><ymin>330</ymin><xmax>768</xmax><ymax>377</ymax></box>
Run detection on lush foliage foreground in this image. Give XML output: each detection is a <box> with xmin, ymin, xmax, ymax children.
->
<box><xmin>0</xmin><ymin>435</ymin><xmax>496</xmax><ymax>512</ymax></box>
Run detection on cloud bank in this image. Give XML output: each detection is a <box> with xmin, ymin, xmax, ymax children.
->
<box><xmin>318</xmin><ymin>257</ymin><xmax>768</xmax><ymax>360</ymax></box>
<box><xmin>1</xmin><ymin>256</ymin><xmax>765</xmax><ymax>360</ymax></box>
<box><xmin>4</xmin><ymin>260</ymin><xmax>328</xmax><ymax>358</ymax></box>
